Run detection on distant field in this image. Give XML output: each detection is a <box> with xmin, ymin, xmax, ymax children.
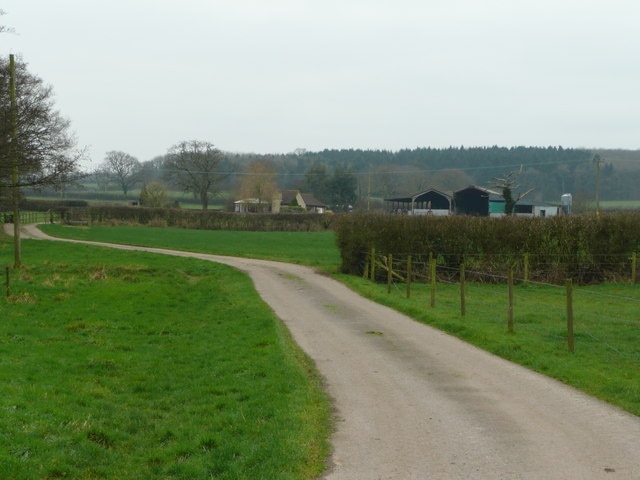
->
<box><xmin>600</xmin><ymin>200</ymin><xmax>640</xmax><ymax>210</ymax></box>
<box><xmin>40</xmin><ymin>224</ymin><xmax>341</xmax><ymax>270</ymax></box>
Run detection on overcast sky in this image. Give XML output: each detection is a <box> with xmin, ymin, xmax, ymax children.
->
<box><xmin>3</xmin><ymin>0</ymin><xmax>639</xmax><ymax>167</ymax></box>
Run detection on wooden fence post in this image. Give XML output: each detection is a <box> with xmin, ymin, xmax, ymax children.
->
<box><xmin>632</xmin><ymin>252</ymin><xmax>637</xmax><ymax>284</ymax></box>
<box><xmin>430</xmin><ymin>256</ymin><xmax>436</xmax><ymax>308</ymax></box>
<box><xmin>387</xmin><ymin>254</ymin><xmax>393</xmax><ymax>294</ymax></box>
<box><xmin>566</xmin><ymin>279</ymin><xmax>574</xmax><ymax>353</ymax></box>
<box><xmin>523</xmin><ymin>253</ymin><xmax>529</xmax><ymax>283</ymax></box>
<box><xmin>406</xmin><ymin>255</ymin><xmax>412</xmax><ymax>299</ymax></box>
<box><xmin>508</xmin><ymin>268</ymin><xmax>514</xmax><ymax>333</ymax></box>
<box><xmin>370</xmin><ymin>247</ymin><xmax>376</xmax><ymax>282</ymax></box>
<box><xmin>460</xmin><ymin>263</ymin><xmax>466</xmax><ymax>317</ymax></box>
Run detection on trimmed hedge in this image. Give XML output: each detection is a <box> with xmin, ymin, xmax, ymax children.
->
<box><xmin>334</xmin><ymin>213</ymin><xmax>640</xmax><ymax>284</ymax></box>
<box><xmin>58</xmin><ymin>205</ymin><xmax>335</xmax><ymax>232</ymax></box>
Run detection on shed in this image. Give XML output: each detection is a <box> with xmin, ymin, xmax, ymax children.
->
<box><xmin>385</xmin><ymin>188</ymin><xmax>452</xmax><ymax>216</ymax></box>
<box><xmin>454</xmin><ymin>186</ymin><xmax>501</xmax><ymax>216</ymax></box>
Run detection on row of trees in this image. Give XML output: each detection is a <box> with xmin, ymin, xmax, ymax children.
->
<box><xmin>93</xmin><ymin>147</ymin><xmax>359</xmax><ymax>211</ymax></box>
<box><xmin>96</xmin><ymin>146</ymin><xmax>607</xmax><ymax>213</ymax></box>
<box><xmin>94</xmin><ymin>141</ymin><xmax>229</xmax><ymax>210</ymax></box>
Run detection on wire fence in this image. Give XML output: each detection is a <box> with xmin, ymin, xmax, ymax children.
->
<box><xmin>2</xmin><ymin>211</ymin><xmax>60</xmax><ymax>225</ymax></box>
<box><xmin>360</xmin><ymin>249</ymin><xmax>640</xmax><ymax>358</ymax></box>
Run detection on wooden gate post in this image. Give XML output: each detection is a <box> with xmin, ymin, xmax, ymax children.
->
<box><xmin>406</xmin><ymin>255</ymin><xmax>412</xmax><ymax>299</ymax></box>
<box><xmin>460</xmin><ymin>263</ymin><xmax>466</xmax><ymax>317</ymax></box>
<box><xmin>566</xmin><ymin>279</ymin><xmax>574</xmax><ymax>353</ymax></box>
<box><xmin>508</xmin><ymin>268</ymin><xmax>514</xmax><ymax>333</ymax></box>
<box><xmin>430</xmin><ymin>256</ymin><xmax>436</xmax><ymax>308</ymax></box>
<box><xmin>387</xmin><ymin>254</ymin><xmax>393</xmax><ymax>293</ymax></box>
<box><xmin>370</xmin><ymin>247</ymin><xmax>376</xmax><ymax>282</ymax></box>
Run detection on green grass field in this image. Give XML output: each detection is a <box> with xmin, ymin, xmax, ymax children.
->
<box><xmin>35</xmin><ymin>224</ymin><xmax>640</xmax><ymax>418</ymax></box>
<box><xmin>2</xmin><ymin>223</ymin><xmax>639</xmax><ymax>478</ymax></box>
<box><xmin>39</xmin><ymin>225</ymin><xmax>340</xmax><ymax>270</ymax></box>
<box><xmin>0</xmin><ymin>233</ymin><xmax>330</xmax><ymax>479</ymax></box>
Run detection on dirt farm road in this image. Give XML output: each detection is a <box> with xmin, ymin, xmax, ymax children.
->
<box><xmin>7</xmin><ymin>224</ymin><xmax>640</xmax><ymax>479</ymax></box>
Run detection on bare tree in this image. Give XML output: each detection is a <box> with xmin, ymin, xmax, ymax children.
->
<box><xmin>100</xmin><ymin>151</ymin><xmax>141</xmax><ymax>197</ymax></box>
<box><xmin>0</xmin><ymin>55</ymin><xmax>86</xmax><ymax>267</ymax></box>
<box><xmin>0</xmin><ymin>9</ymin><xmax>15</xmax><ymax>35</ymax></box>
<box><xmin>92</xmin><ymin>167</ymin><xmax>112</xmax><ymax>192</ymax></box>
<box><xmin>140</xmin><ymin>180</ymin><xmax>169</xmax><ymax>207</ymax></box>
<box><xmin>238</xmin><ymin>158</ymin><xmax>278</xmax><ymax>212</ymax></box>
<box><xmin>492</xmin><ymin>171</ymin><xmax>535</xmax><ymax>215</ymax></box>
<box><xmin>164</xmin><ymin>140</ymin><xmax>227</xmax><ymax>210</ymax></box>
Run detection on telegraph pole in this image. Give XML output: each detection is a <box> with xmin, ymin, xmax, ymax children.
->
<box><xmin>594</xmin><ymin>154</ymin><xmax>601</xmax><ymax>218</ymax></box>
<box><xmin>9</xmin><ymin>54</ymin><xmax>21</xmax><ymax>268</ymax></box>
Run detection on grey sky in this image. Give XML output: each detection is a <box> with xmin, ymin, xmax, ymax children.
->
<box><xmin>3</xmin><ymin>0</ymin><xmax>639</xmax><ymax>167</ymax></box>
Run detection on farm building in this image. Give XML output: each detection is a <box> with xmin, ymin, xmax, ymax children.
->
<box><xmin>236</xmin><ymin>190</ymin><xmax>326</xmax><ymax>214</ymax></box>
<box><xmin>454</xmin><ymin>186</ymin><xmax>501</xmax><ymax>216</ymax></box>
<box><xmin>387</xmin><ymin>185</ymin><xmax>561</xmax><ymax>217</ymax></box>
<box><xmin>274</xmin><ymin>190</ymin><xmax>326</xmax><ymax>214</ymax></box>
<box><xmin>384</xmin><ymin>188</ymin><xmax>453</xmax><ymax>216</ymax></box>
<box><xmin>234</xmin><ymin>198</ymin><xmax>269</xmax><ymax>213</ymax></box>
<box><xmin>455</xmin><ymin>186</ymin><xmax>560</xmax><ymax>217</ymax></box>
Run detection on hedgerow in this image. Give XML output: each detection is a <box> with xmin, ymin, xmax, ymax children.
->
<box><xmin>57</xmin><ymin>205</ymin><xmax>335</xmax><ymax>232</ymax></box>
<box><xmin>334</xmin><ymin>213</ymin><xmax>640</xmax><ymax>284</ymax></box>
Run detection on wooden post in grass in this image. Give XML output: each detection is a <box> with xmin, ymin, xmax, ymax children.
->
<box><xmin>370</xmin><ymin>247</ymin><xmax>376</xmax><ymax>282</ymax></box>
<box><xmin>523</xmin><ymin>253</ymin><xmax>530</xmax><ymax>283</ymax></box>
<box><xmin>430</xmin><ymin>256</ymin><xmax>436</xmax><ymax>308</ymax></box>
<box><xmin>632</xmin><ymin>252</ymin><xmax>637</xmax><ymax>284</ymax></box>
<box><xmin>566</xmin><ymin>279</ymin><xmax>574</xmax><ymax>353</ymax></box>
<box><xmin>406</xmin><ymin>255</ymin><xmax>412</xmax><ymax>299</ymax></box>
<box><xmin>460</xmin><ymin>263</ymin><xmax>466</xmax><ymax>317</ymax></box>
<box><xmin>387</xmin><ymin>254</ymin><xmax>393</xmax><ymax>293</ymax></box>
<box><xmin>508</xmin><ymin>268</ymin><xmax>514</xmax><ymax>333</ymax></box>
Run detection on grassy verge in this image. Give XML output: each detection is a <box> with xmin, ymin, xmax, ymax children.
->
<box><xmin>335</xmin><ymin>274</ymin><xmax>640</xmax><ymax>416</ymax></box>
<box><xmin>0</xmin><ymin>234</ymin><xmax>330</xmax><ymax>479</ymax></box>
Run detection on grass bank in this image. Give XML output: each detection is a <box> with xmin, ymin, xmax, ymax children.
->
<box><xmin>0</xmin><ymin>233</ymin><xmax>330</xmax><ymax>479</ymax></box>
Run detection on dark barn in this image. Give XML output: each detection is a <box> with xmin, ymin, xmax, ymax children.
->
<box><xmin>453</xmin><ymin>186</ymin><xmax>501</xmax><ymax>216</ymax></box>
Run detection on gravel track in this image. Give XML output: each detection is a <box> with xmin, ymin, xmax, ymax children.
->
<box><xmin>7</xmin><ymin>224</ymin><xmax>640</xmax><ymax>479</ymax></box>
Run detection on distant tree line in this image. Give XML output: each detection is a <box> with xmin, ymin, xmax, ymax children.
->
<box><xmin>45</xmin><ymin>145</ymin><xmax>640</xmax><ymax>212</ymax></box>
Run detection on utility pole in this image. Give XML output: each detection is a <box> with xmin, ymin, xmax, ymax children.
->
<box><xmin>594</xmin><ymin>154</ymin><xmax>601</xmax><ymax>218</ymax></box>
<box><xmin>367</xmin><ymin>168</ymin><xmax>371</xmax><ymax>211</ymax></box>
<box><xmin>9</xmin><ymin>54</ymin><xmax>21</xmax><ymax>268</ymax></box>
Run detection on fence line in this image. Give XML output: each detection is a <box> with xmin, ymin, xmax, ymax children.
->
<box><xmin>361</xmin><ymin>248</ymin><xmax>639</xmax><ymax>355</ymax></box>
<box><xmin>364</xmin><ymin>248</ymin><xmax>639</xmax><ymax>286</ymax></box>
<box><xmin>2</xmin><ymin>211</ymin><xmax>60</xmax><ymax>225</ymax></box>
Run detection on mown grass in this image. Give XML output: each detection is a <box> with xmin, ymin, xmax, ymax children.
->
<box><xmin>0</xmin><ymin>234</ymin><xmax>330</xmax><ymax>479</ymax></box>
<box><xmin>40</xmin><ymin>224</ymin><xmax>339</xmax><ymax>270</ymax></box>
<box><xmin>36</xmin><ymin>224</ymin><xmax>640</xmax><ymax>418</ymax></box>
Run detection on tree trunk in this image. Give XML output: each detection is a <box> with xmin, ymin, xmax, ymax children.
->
<box><xmin>9</xmin><ymin>54</ymin><xmax>21</xmax><ymax>268</ymax></box>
